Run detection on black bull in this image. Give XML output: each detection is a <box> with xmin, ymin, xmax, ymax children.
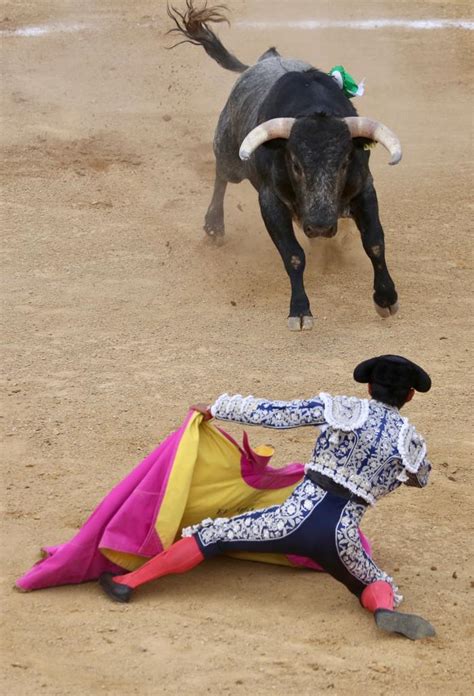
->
<box><xmin>168</xmin><ymin>2</ymin><xmax>400</xmax><ymax>330</ymax></box>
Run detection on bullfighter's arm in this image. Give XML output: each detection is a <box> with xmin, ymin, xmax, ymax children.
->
<box><xmin>209</xmin><ymin>393</ymin><xmax>326</xmax><ymax>429</ymax></box>
<box><xmin>397</xmin><ymin>422</ymin><xmax>432</xmax><ymax>488</ymax></box>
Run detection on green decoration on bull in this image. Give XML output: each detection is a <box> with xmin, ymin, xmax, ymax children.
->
<box><xmin>329</xmin><ymin>65</ymin><xmax>365</xmax><ymax>98</ymax></box>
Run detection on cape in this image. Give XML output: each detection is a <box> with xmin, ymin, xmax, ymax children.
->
<box><xmin>17</xmin><ymin>411</ymin><xmax>371</xmax><ymax>591</ymax></box>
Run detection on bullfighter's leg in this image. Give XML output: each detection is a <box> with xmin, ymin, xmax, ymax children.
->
<box><xmin>99</xmin><ymin>481</ymin><xmax>435</xmax><ymax>638</ymax></box>
<box><xmin>100</xmin><ymin>536</ymin><xmax>205</xmax><ymax>603</ymax></box>
<box><xmin>350</xmin><ymin>183</ymin><xmax>399</xmax><ymax>317</ymax></box>
<box><xmin>100</xmin><ymin>478</ymin><xmax>325</xmax><ymax>603</ymax></box>
<box><xmin>309</xmin><ymin>498</ymin><xmax>435</xmax><ymax>640</ymax></box>
<box><xmin>198</xmin><ymin>491</ymin><xmax>435</xmax><ymax>639</ymax></box>
<box><xmin>204</xmin><ymin>169</ymin><xmax>228</xmax><ymax>244</ymax></box>
<box><xmin>259</xmin><ymin>188</ymin><xmax>313</xmax><ymax>331</ymax></box>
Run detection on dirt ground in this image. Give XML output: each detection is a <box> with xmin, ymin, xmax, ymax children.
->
<box><xmin>1</xmin><ymin>1</ymin><xmax>473</xmax><ymax>694</ymax></box>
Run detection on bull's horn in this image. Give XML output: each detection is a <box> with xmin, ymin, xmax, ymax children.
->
<box><xmin>239</xmin><ymin>117</ymin><xmax>296</xmax><ymax>160</ymax></box>
<box><xmin>343</xmin><ymin>117</ymin><xmax>402</xmax><ymax>165</ymax></box>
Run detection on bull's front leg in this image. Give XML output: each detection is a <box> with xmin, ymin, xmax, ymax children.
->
<box><xmin>259</xmin><ymin>188</ymin><xmax>313</xmax><ymax>331</ymax></box>
<box><xmin>351</xmin><ymin>183</ymin><xmax>399</xmax><ymax>317</ymax></box>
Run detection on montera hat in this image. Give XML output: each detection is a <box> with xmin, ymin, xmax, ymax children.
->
<box><xmin>353</xmin><ymin>355</ymin><xmax>431</xmax><ymax>393</ymax></box>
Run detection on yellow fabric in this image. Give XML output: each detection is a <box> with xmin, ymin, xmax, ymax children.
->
<box><xmin>104</xmin><ymin>413</ymin><xmax>300</xmax><ymax>570</ymax></box>
<box><xmin>103</xmin><ymin>549</ymin><xmax>143</xmax><ymax>571</ymax></box>
<box><xmin>155</xmin><ymin>414</ymin><xmax>202</xmax><ymax>549</ymax></box>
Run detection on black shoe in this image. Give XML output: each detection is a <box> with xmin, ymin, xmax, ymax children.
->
<box><xmin>375</xmin><ymin>609</ymin><xmax>436</xmax><ymax>640</ymax></box>
<box><xmin>99</xmin><ymin>573</ymin><xmax>133</xmax><ymax>603</ymax></box>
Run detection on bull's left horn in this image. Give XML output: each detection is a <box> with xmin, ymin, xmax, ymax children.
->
<box><xmin>239</xmin><ymin>117</ymin><xmax>296</xmax><ymax>160</ymax></box>
<box><xmin>343</xmin><ymin>117</ymin><xmax>402</xmax><ymax>165</ymax></box>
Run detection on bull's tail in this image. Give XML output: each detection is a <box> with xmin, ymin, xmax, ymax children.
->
<box><xmin>167</xmin><ymin>1</ymin><xmax>249</xmax><ymax>73</ymax></box>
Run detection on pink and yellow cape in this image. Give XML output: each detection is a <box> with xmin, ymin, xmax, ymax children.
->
<box><xmin>17</xmin><ymin>411</ymin><xmax>371</xmax><ymax>591</ymax></box>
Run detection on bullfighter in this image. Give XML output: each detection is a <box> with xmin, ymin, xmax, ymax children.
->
<box><xmin>100</xmin><ymin>355</ymin><xmax>435</xmax><ymax>640</ymax></box>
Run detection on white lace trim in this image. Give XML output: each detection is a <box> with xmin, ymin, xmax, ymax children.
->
<box><xmin>181</xmin><ymin>479</ymin><xmax>326</xmax><ymax>546</ymax></box>
<box><xmin>396</xmin><ymin>469</ymin><xmax>409</xmax><ymax>483</ymax></box>
<box><xmin>335</xmin><ymin>502</ymin><xmax>402</xmax><ymax>606</ymax></box>
<box><xmin>306</xmin><ymin>462</ymin><xmax>375</xmax><ymax>506</ymax></box>
<box><xmin>210</xmin><ymin>393</ymin><xmax>326</xmax><ymax>429</ymax></box>
<box><xmin>397</xmin><ymin>418</ymin><xmax>427</xmax><ymax>473</ymax></box>
<box><xmin>210</xmin><ymin>394</ymin><xmax>224</xmax><ymax>417</ymax></box>
<box><xmin>211</xmin><ymin>393</ymin><xmax>259</xmax><ymax>419</ymax></box>
<box><xmin>320</xmin><ymin>393</ymin><xmax>370</xmax><ymax>432</ymax></box>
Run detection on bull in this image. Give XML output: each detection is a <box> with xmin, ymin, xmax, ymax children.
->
<box><xmin>168</xmin><ymin>1</ymin><xmax>401</xmax><ymax>330</ymax></box>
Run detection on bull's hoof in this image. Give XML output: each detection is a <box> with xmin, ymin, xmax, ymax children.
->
<box><xmin>204</xmin><ymin>214</ymin><xmax>225</xmax><ymax>245</ymax></box>
<box><xmin>207</xmin><ymin>233</ymin><xmax>225</xmax><ymax>247</ymax></box>
<box><xmin>287</xmin><ymin>315</ymin><xmax>314</xmax><ymax>331</ymax></box>
<box><xmin>374</xmin><ymin>300</ymin><xmax>399</xmax><ymax>318</ymax></box>
<box><xmin>204</xmin><ymin>231</ymin><xmax>225</xmax><ymax>247</ymax></box>
<box><xmin>374</xmin><ymin>609</ymin><xmax>436</xmax><ymax>641</ymax></box>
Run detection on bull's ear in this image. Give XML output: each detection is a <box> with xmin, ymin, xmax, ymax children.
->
<box><xmin>352</xmin><ymin>136</ymin><xmax>376</xmax><ymax>151</ymax></box>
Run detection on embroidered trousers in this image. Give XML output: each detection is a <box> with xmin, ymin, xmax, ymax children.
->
<box><xmin>183</xmin><ymin>478</ymin><xmax>399</xmax><ymax>601</ymax></box>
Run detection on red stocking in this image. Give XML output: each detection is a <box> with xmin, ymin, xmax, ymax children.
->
<box><xmin>114</xmin><ymin>536</ymin><xmax>204</xmax><ymax>589</ymax></box>
<box><xmin>361</xmin><ymin>580</ymin><xmax>394</xmax><ymax>613</ymax></box>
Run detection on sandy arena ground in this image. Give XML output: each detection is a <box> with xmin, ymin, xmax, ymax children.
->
<box><xmin>1</xmin><ymin>1</ymin><xmax>473</xmax><ymax>694</ymax></box>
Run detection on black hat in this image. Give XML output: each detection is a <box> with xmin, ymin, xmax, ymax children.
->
<box><xmin>353</xmin><ymin>355</ymin><xmax>431</xmax><ymax>393</ymax></box>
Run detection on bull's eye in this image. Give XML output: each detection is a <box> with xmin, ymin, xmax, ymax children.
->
<box><xmin>291</xmin><ymin>159</ymin><xmax>302</xmax><ymax>177</ymax></box>
<box><xmin>340</xmin><ymin>158</ymin><xmax>350</xmax><ymax>176</ymax></box>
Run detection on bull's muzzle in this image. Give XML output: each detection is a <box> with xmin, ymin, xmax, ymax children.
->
<box><xmin>303</xmin><ymin>222</ymin><xmax>338</xmax><ymax>239</ymax></box>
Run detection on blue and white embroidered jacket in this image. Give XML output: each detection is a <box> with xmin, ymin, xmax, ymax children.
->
<box><xmin>210</xmin><ymin>393</ymin><xmax>431</xmax><ymax>506</ymax></box>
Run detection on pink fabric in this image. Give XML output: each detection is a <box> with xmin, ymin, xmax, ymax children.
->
<box><xmin>287</xmin><ymin>532</ymin><xmax>372</xmax><ymax>572</ymax></box>
<box><xmin>239</xmin><ymin>431</ymin><xmax>304</xmax><ymax>489</ymax></box>
<box><xmin>17</xmin><ymin>414</ymin><xmax>195</xmax><ymax>591</ymax></box>
<box><xmin>217</xmin><ymin>427</ymin><xmax>304</xmax><ymax>489</ymax></box>
<box><xmin>286</xmin><ymin>555</ymin><xmax>325</xmax><ymax>571</ymax></box>
<box><xmin>16</xmin><ymin>412</ymin><xmax>372</xmax><ymax>591</ymax></box>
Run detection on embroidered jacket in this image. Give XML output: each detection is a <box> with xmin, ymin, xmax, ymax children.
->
<box><xmin>210</xmin><ymin>393</ymin><xmax>431</xmax><ymax>506</ymax></box>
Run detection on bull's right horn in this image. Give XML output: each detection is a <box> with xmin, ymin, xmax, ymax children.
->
<box><xmin>343</xmin><ymin>117</ymin><xmax>402</xmax><ymax>165</ymax></box>
<box><xmin>239</xmin><ymin>117</ymin><xmax>296</xmax><ymax>160</ymax></box>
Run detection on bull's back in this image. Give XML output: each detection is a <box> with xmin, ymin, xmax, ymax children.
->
<box><xmin>214</xmin><ymin>57</ymin><xmax>312</xmax><ymax>174</ymax></box>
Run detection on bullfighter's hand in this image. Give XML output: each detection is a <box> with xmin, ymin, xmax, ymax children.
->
<box><xmin>190</xmin><ymin>403</ymin><xmax>213</xmax><ymax>420</ymax></box>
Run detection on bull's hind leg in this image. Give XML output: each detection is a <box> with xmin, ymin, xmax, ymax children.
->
<box><xmin>204</xmin><ymin>170</ymin><xmax>227</xmax><ymax>244</ymax></box>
